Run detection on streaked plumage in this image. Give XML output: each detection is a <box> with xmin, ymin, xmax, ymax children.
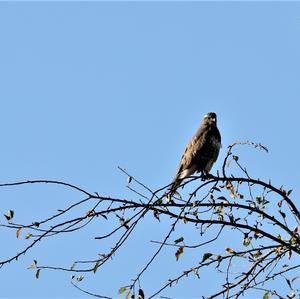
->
<box><xmin>169</xmin><ymin>112</ymin><xmax>221</xmax><ymax>194</ymax></box>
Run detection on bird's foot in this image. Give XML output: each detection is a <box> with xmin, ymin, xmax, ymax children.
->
<box><xmin>200</xmin><ymin>172</ymin><xmax>213</xmax><ymax>181</ymax></box>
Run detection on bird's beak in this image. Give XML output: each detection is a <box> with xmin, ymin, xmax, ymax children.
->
<box><xmin>212</xmin><ymin>118</ymin><xmax>216</xmax><ymax>122</ymax></box>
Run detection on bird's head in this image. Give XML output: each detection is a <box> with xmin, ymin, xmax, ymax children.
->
<box><xmin>203</xmin><ymin>112</ymin><xmax>217</xmax><ymax>126</ymax></box>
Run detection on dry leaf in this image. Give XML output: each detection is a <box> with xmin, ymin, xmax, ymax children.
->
<box><xmin>16</xmin><ymin>228</ymin><xmax>21</xmax><ymax>238</ymax></box>
<box><xmin>175</xmin><ymin>246</ymin><xmax>184</xmax><ymax>261</ymax></box>
<box><xmin>85</xmin><ymin>210</ymin><xmax>93</xmax><ymax>217</ymax></box>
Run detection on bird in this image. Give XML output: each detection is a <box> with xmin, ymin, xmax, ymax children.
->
<box><xmin>169</xmin><ymin>112</ymin><xmax>221</xmax><ymax>195</ymax></box>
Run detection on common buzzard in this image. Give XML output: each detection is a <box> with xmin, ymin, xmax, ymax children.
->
<box><xmin>169</xmin><ymin>112</ymin><xmax>221</xmax><ymax>194</ymax></box>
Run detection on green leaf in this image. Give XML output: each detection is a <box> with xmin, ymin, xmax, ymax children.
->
<box><xmin>35</xmin><ymin>269</ymin><xmax>41</xmax><ymax>279</ymax></box>
<box><xmin>118</xmin><ymin>216</ymin><xmax>130</xmax><ymax>230</ymax></box>
<box><xmin>201</xmin><ymin>253</ymin><xmax>213</xmax><ymax>263</ymax></box>
<box><xmin>226</xmin><ymin>247</ymin><xmax>236</xmax><ymax>254</ymax></box>
<box><xmin>243</xmin><ymin>237</ymin><xmax>252</xmax><ymax>247</ymax></box>
<box><xmin>138</xmin><ymin>289</ymin><xmax>145</xmax><ymax>299</ymax></box>
<box><xmin>4</xmin><ymin>210</ymin><xmax>14</xmax><ymax>221</ymax></box>
<box><xmin>153</xmin><ymin>210</ymin><xmax>160</xmax><ymax>222</ymax></box>
<box><xmin>232</xmin><ymin>155</ymin><xmax>239</xmax><ymax>161</ymax></box>
<box><xmin>100</xmin><ymin>214</ymin><xmax>108</xmax><ymax>220</ymax></box>
<box><xmin>174</xmin><ymin>237</ymin><xmax>184</xmax><ymax>244</ymax></box>
<box><xmin>286</xmin><ymin>278</ymin><xmax>292</xmax><ymax>289</ymax></box>
<box><xmin>217</xmin><ymin>196</ymin><xmax>227</xmax><ymax>201</ymax></box>
<box><xmin>70</xmin><ymin>263</ymin><xmax>76</xmax><ymax>271</ymax></box>
<box><xmin>118</xmin><ymin>287</ymin><xmax>127</xmax><ymax>294</ymax></box>
<box><xmin>174</xmin><ymin>191</ymin><xmax>182</xmax><ymax>199</ymax></box>
<box><xmin>291</xmin><ymin>276</ymin><xmax>298</xmax><ymax>283</ymax></box>
<box><xmin>279</xmin><ymin>210</ymin><xmax>286</xmax><ymax>219</ymax></box>
<box><xmin>263</xmin><ymin>292</ymin><xmax>269</xmax><ymax>299</ymax></box>
<box><xmin>282</xmin><ymin>264</ymin><xmax>289</xmax><ymax>268</ymax></box>
<box><xmin>93</xmin><ymin>261</ymin><xmax>100</xmax><ymax>273</ymax></box>
<box><xmin>76</xmin><ymin>276</ymin><xmax>84</xmax><ymax>282</ymax></box>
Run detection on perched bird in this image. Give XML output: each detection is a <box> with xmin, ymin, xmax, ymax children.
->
<box><xmin>169</xmin><ymin>112</ymin><xmax>221</xmax><ymax>195</ymax></box>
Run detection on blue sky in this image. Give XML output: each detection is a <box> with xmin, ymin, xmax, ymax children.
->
<box><xmin>0</xmin><ymin>1</ymin><xmax>299</xmax><ymax>298</ymax></box>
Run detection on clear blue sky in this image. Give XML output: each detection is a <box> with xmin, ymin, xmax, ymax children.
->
<box><xmin>0</xmin><ymin>1</ymin><xmax>299</xmax><ymax>298</ymax></box>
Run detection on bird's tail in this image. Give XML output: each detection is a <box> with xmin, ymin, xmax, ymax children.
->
<box><xmin>168</xmin><ymin>174</ymin><xmax>183</xmax><ymax>198</ymax></box>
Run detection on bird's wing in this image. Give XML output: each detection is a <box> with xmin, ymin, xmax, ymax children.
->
<box><xmin>175</xmin><ymin>126</ymin><xmax>209</xmax><ymax>177</ymax></box>
<box><xmin>176</xmin><ymin>126</ymin><xmax>221</xmax><ymax>176</ymax></box>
